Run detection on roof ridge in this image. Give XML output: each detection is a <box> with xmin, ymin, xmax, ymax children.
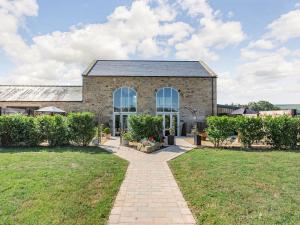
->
<box><xmin>95</xmin><ymin>59</ymin><xmax>200</xmax><ymax>62</ymax></box>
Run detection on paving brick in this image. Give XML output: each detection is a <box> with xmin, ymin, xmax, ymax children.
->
<box><xmin>104</xmin><ymin>137</ymin><xmax>196</xmax><ymax>225</ymax></box>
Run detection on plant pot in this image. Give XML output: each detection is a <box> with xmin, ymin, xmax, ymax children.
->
<box><xmin>168</xmin><ymin>135</ymin><xmax>175</xmax><ymax>145</ymax></box>
<box><xmin>122</xmin><ymin>139</ymin><xmax>129</xmax><ymax>146</ymax></box>
<box><xmin>194</xmin><ymin>134</ymin><xmax>201</xmax><ymax>146</ymax></box>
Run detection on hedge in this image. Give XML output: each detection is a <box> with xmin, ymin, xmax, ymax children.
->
<box><xmin>206</xmin><ymin>116</ymin><xmax>236</xmax><ymax>147</ymax></box>
<box><xmin>0</xmin><ymin>115</ymin><xmax>40</xmax><ymax>146</ymax></box>
<box><xmin>236</xmin><ymin>116</ymin><xmax>265</xmax><ymax>148</ymax></box>
<box><xmin>128</xmin><ymin>114</ymin><xmax>163</xmax><ymax>141</ymax></box>
<box><xmin>0</xmin><ymin>112</ymin><xmax>96</xmax><ymax>147</ymax></box>
<box><xmin>206</xmin><ymin>115</ymin><xmax>300</xmax><ymax>149</ymax></box>
<box><xmin>264</xmin><ymin>116</ymin><xmax>300</xmax><ymax>149</ymax></box>
<box><xmin>68</xmin><ymin>112</ymin><xmax>96</xmax><ymax>146</ymax></box>
<box><xmin>36</xmin><ymin>115</ymin><xmax>69</xmax><ymax>146</ymax></box>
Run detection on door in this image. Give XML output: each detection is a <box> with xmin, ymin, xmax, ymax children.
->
<box><xmin>161</xmin><ymin>113</ymin><xmax>179</xmax><ymax>136</ymax></box>
<box><xmin>113</xmin><ymin>113</ymin><xmax>131</xmax><ymax>136</ymax></box>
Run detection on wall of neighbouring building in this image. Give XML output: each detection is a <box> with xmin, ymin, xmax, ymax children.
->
<box><xmin>0</xmin><ymin>101</ymin><xmax>84</xmax><ymax>115</ymax></box>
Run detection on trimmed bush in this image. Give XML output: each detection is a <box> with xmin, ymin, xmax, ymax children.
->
<box><xmin>0</xmin><ymin>115</ymin><xmax>41</xmax><ymax>146</ymax></box>
<box><xmin>236</xmin><ymin>116</ymin><xmax>264</xmax><ymax>148</ymax></box>
<box><xmin>206</xmin><ymin>116</ymin><xmax>236</xmax><ymax>147</ymax></box>
<box><xmin>103</xmin><ymin>127</ymin><xmax>110</xmax><ymax>135</ymax></box>
<box><xmin>68</xmin><ymin>112</ymin><xmax>96</xmax><ymax>146</ymax></box>
<box><xmin>264</xmin><ymin>116</ymin><xmax>299</xmax><ymax>149</ymax></box>
<box><xmin>36</xmin><ymin>115</ymin><xmax>69</xmax><ymax>146</ymax></box>
<box><xmin>128</xmin><ymin>114</ymin><xmax>163</xmax><ymax>141</ymax></box>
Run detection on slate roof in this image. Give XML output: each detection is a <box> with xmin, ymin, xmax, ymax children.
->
<box><xmin>83</xmin><ymin>60</ymin><xmax>217</xmax><ymax>77</ymax></box>
<box><xmin>35</xmin><ymin>106</ymin><xmax>66</xmax><ymax>113</ymax></box>
<box><xmin>0</xmin><ymin>85</ymin><xmax>82</xmax><ymax>102</ymax></box>
<box><xmin>231</xmin><ymin>108</ymin><xmax>258</xmax><ymax>115</ymax></box>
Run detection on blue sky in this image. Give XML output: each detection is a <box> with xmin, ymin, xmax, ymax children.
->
<box><xmin>0</xmin><ymin>0</ymin><xmax>300</xmax><ymax>104</ymax></box>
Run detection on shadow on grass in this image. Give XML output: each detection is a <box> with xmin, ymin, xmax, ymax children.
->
<box><xmin>0</xmin><ymin>145</ymin><xmax>111</xmax><ymax>154</ymax></box>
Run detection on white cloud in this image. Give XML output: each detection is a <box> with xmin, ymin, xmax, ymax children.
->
<box><xmin>0</xmin><ymin>0</ymin><xmax>245</xmax><ymax>84</ymax></box>
<box><xmin>220</xmin><ymin>44</ymin><xmax>300</xmax><ymax>104</ymax></box>
<box><xmin>218</xmin><ymin>45</ymin><xmax>300</xmax><ymax>104</ymax></box>
<box><xmin>248</xmin><ymin>39</ymin><xmax>275</xmax><ymax>50</ymax></box>
<box><xmin>265</xmin><ymin>9</ymin><xmax>300</xmax><ymax>42</ymax></box>
<box><xmin>175</xmin><ymin>15</ymin><xmax>245</xmax><ymax>60</ymax></box>
<box><xmin>227</xmin><ymin>11</ymin><xmax>234</xmax><ymax>18</ymax></box>
<box><xmin>0</xmin><ymin>0</ymin><xmax>194</xmax><ymax>84</ymax></box>
<box><xmin>178</xmin><ymin>0</ymin><xmax>213</xmax><ymax>18</ymax></box>
<box><xmin>218</xmin><ymin>7</ymin><xmax>300</xmax><ymax>104</ymax></box>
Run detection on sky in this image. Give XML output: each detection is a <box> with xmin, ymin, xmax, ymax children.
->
<box><xmin>0</xmin><ymin>0</ymin><xmax>300</xmax><ymax>104</ymax></box>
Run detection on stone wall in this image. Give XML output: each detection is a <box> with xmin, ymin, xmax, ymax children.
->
<box><xmin>83</xmin><ymin>76</ymin><xmax>217</xmax><ymax>130</ymax></box>
<box><xmin>0</xmin><ymin>75</ymin><xmax>217</xmax><ymax>133</ymax></box>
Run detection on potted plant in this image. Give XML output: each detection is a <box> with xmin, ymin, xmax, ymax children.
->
<box><xmin>103</xmin><ymin>127</ymin><xmax>111</xmax><ymax>139</ymax></box>
<box><xmin>168</xmin><ymin>127</ymin><xmax>175</xmax><ymax>145</ymax></box>
<box><xmin>121</xmin><ymin>132</ymin><xmax>131</xmax><ymax>146</ymax></box>
<box><xmin>192</xmin><ymin>124</ymin><xmax>201</xmax><ymax>145</ymax></box>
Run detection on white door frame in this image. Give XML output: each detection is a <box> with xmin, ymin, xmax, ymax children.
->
<box><xmin>113</xmin><ymin>112</ymin><xmax>136</xmax><ymax>136</ymax></box>
<box><xmin>157</xmin><ymin>112</ymin><xmax>180</xmax><ymax>136</ymax></box>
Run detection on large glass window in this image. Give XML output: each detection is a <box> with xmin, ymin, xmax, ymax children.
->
<box><xmin>156</xmin><ymin>87</ymin><xmax>179</xmax><ymax>112</ymax></box>
<box><xmin>113</xmin><ymin>87</ymin><xmax>137</xmax><ymax>112</ymax></box>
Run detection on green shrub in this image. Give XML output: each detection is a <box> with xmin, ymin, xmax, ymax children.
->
<box><xmin>264</xmin><ymin>116</ymin><xmax>299</xmax><ymax>149</ymax></box>
<box><xmin>36</xmin><ymin>115</ymin><xmax>69</xmax><ymax>146</ymax></box>
<box><xmin>68</xmin><ymin>112</ymin><xmax>96</xmax><ymax>146</ymax></box>
<box><xmin>236</xmin><ymin>116</ymin><xmax>264</xmax><ymax>148</ymax></box>
<box><xmin>0</xmin><ymin>115</ymin><xmax>41</xmax><ymax>146</ymax></box>
<box><xmin>206</xmin><ymin>116</ymin><xmax>236</xmax><ymax>147</ymax></box>
<box><xmin>122</xmin><ymin>131</ymin><xmax>133</xmax><ymax>141</ymax></box>
<box><xmin>128</xmin><ymin>114</ymin><xmax>163</xmax><ymax>141</ymax></box>
<box><xmin>103</xmin><ymin>127</ymin><xmax>110</xmax><ymax>135</ymax></box>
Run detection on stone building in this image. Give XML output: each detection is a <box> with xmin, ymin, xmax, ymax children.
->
<box><xmin>0</xmin><ymin>60</ymin><xmax>217</xmax><ymax>136</ymax></box>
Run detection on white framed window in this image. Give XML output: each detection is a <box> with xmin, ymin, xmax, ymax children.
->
<box><xmin>113</xmin><ymin>87</ymin><xmax>137</xmax><ymax>113</ymax></box>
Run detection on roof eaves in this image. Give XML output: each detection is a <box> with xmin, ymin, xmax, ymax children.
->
<box><xmin>86</xmin><ymin>75</ymin><xmax>215</xmax><ymax>78</ymax></box>
<box><xmin>82</xmin><ymin>59</ymin><xmax>98</xmax><ymax>76</ymax></box>
<box><xmin>198</xmin><ymin>60</ymin><xmax>217</xmax><ymax>77</ymax></box>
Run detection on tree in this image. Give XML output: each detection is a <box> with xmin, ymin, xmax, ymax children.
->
<box><xmin>247</xmin><ymin>101</ymin><xmax>280</xmax><ymax>111</ymax></box>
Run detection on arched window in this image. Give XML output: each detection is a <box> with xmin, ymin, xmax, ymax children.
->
<box><xmin>156</xmin><ymin>87</ymin><xmax>179</xmax><ymax>112</ymax></box>
<box><xmin>113</xmin><ymin>87</ymin><xmax>137</xmax><ymax>112</ymax></box>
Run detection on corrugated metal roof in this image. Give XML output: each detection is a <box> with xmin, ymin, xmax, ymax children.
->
<box><xmin>84</xmin><ymin>60</ymin><xmax>216</xmax><ymax>77</ymax></box>
<box><xmin>0</xmin><ymin>85</ymin><xmax>82</xmax><ymax>102</ymax></box>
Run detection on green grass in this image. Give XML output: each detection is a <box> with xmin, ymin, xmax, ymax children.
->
<box><xmin>169</xmin><ymin>149</ymin><xmax>300</xmax><ymax>225</ymax></box>
<box><xmin>0</xmin><ymin>147</ymin><xmax>128</xmax><ymax>225</ymax></box>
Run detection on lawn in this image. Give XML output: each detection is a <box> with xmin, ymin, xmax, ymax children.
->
<box><xmin>169</xmin><ymin>149</ymin><xmax>300</xmax><ymax>225</ymax></box>
<box><xmin>0</xmin><ymin>147</ymin><xmax>128</xmax><ymax>225</ymax></box>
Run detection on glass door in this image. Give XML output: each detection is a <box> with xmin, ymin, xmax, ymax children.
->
<box><xmin>172</xmin><ymin>114</ymin><xmax>178</xmax><ymax>136</ymax></box>
<box><xmin>114</xmin><ymin>114</ymin><xmax>121</xmax><ymax>136</ymax></box>
<box><xmin>113</xmin><ymin>113</ymin><xmax>132</xmax><ymax>136</ymax></box>
<box><xmin>122</xmin><ymin>115</ymin><xmax>128</xmax><ymax>131</ymax></box>
<box><xmin>160</xmin><ymin>113</ymin><xmax>179</xmax><ymax>136</ymax></box>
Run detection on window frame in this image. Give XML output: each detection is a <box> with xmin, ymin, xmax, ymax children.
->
<box><xmin>155</xmin><ymin>87</ymin><xmax>180</xmax><ymax>113</ymax></box>
<box><xmin>113</xmin><ymin>87</ymin><xmax>137</xmax><ymax>113</ymax></box>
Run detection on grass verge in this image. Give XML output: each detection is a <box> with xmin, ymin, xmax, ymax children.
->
<box><xmin>0</xmin><ymin>147</ymin><xmax>128</xmax><ymax>225</ymax></box>
<box><xmin>169</xmin><ymin>148</ymin><xmax>300</xmax><ymax>225</ymax></box>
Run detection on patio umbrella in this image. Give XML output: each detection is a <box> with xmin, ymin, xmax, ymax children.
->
<box><xmin>231</xmin><ymin>107</ymin><xmax>258</xmax><ymax>115</ymax></box>
<box><xmin>35</xmin><ymin>106</ymin><xmax>66</xmax><ymax>115</ymax></box>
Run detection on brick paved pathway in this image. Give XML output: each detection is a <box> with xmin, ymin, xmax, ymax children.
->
<box><xmin>102</xmin><ymin>137</ymin><xmax>196</xmax><ymax>225</ymax></box>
